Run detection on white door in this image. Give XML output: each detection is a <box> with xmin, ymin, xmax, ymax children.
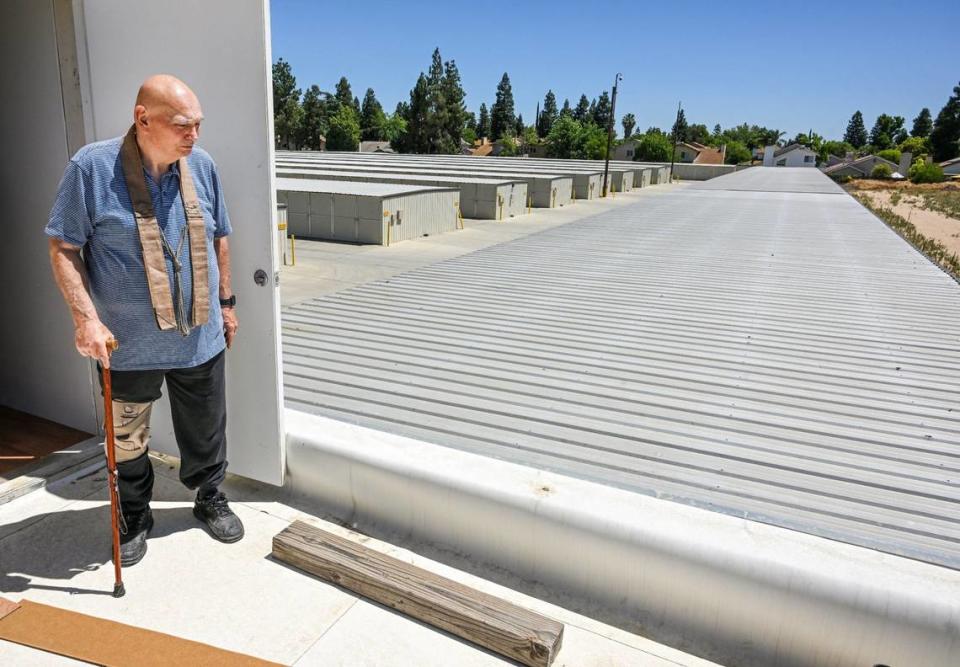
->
<box><xmin>69</xmin><ymin>0</ymin><xmax>285</xmax><ymax>485</ymax></box>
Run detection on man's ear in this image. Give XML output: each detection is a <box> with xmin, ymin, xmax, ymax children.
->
<box><xmin>134</xmin><ymin>105</ymin><xmax>149</xmax><ymax>128</ymax></box>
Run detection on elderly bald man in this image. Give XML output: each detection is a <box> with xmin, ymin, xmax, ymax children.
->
<box><xmin>47</xmin><ymin>75</ymin><xmax>243</xmax><ymax>566</ymax></box>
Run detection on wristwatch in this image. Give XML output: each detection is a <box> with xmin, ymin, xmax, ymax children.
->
<box><xmin>219</xmin><ymin>295</ymin><xmax>236</xmax><ymax>308</ymax></box>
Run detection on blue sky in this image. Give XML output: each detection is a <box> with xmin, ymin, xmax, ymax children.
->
<box><xmin>270</xmin><ymin>0</ymin><xmax>959</xmax><ymax>140</ymax></box>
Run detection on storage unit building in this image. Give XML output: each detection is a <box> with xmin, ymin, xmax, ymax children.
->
<box><xmin>277</xmin><ymin>155</ymin><xmax>572</xmax><ymax>208</ymax></box>
<box><xmin>275</xmin><ymin>164</ymin><xmax>527</xmax><ymax>220</ymax></box>
<box><xmin>282</xmin><ymin>152</ymin><xmax>607</xmax><ymax>201</ymax></box>
<box><xmin>275</xmin><ymin>178</ymin><xmax>459</xmax><ymax>245</ymax></box>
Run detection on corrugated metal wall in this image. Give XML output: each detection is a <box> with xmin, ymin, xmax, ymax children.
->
<box><xmin>382</xmin><ymin>189</ymin><xmax>458</xmax><ymax>243</ymax></box>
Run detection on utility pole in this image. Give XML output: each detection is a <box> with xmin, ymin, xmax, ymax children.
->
<box><xmin>602</xmin><ymin>72</ymin><xmax>622</xmax><ymax>197</ymax></box>
<box><xmin>669</xmin><ymin>100</ymin><xmax>682</xmax><ymax>181</ymax></box>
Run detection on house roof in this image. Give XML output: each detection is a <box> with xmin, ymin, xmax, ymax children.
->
<box><xmin>939</xmin><ymin>156</ymin><xmax>960</xmax><ymax>167</ymax></box>
<box><xmin>774</xmin><ymin>143</ymin><xmax>816</xmax><ymax>158</ymax></box>
<box><xmin>822</xmin><ymin>154</ymin><xmax>898</xmax><ymax>174</ymax></box>
<box><xmin>678</xmin><ymin>142</ymin><xmax>725</xmax><ymax>165</ymax></box>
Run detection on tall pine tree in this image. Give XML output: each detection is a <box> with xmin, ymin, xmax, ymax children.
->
<box><xmin>478</xmin><ymin>103</ymin><xmax>491</xmax><ymax>139</ymax></box>
<box><xmin>593</xmin><ymin>91</ymin><xmax>612</xmax><ymax>129</ymax></box>
<box><xmin>573</xmin><ymin>95</ymin><xmax>590</xmax><ymax>123</ymax></box>
<box><xmin>911</xmin><ymin>108</ymin><xmax>932</xmax><ymax>138</ymax></box>
<box><xmin>360</xmin><ymin>88</ymin><xmax>386</xmax><ymax>141</ymax></box>
<box><xmin>843</xmin><ymin>111</ymin><xmax>868</xmax><ymax>148</ymax></box>
<box><xmin>560</xmin><ymin>98</ymin><xmax>572</xmax><ymax>118</ymax></box>
<box><xmin>539</xmin><ymin>90</ymin><xmax>558</xmax><ymax>138</ymax></box>
<box><xmin>405</xmin><ymin>73</ymin><xmax>430</xmax><ymax>153</ymax></box>
<box><xmin>441</xmin><ymin>58</ymin><xmax>468</xmax><ymax>153</ymax></box>
<box><xmin>930</xmin><ymin>82</ymin><xmax>960</xmax><ymax>161</ymax></box>
<box><xmin>299</xmin><ymin>85</ymin><xmax>329</xmax><ymax>149</ymax></box>
<box><xmin>334</xmin><ymin>76</ymin><xmax>354</xmax><ymax>111</ymax></box>
<box><xmin>672</xmin><ymin>108</ymin><xmax>688</xmax><ymax>143</ymax></box>
<box><xmin>490</xmin><ymin>73</ymin><xmax>516</xmax><ymax>140</ymax></box>
<box><xmin>272</xmin><ymin>58</ymin><xmax>302</xmax><ymax>149</ymax></box>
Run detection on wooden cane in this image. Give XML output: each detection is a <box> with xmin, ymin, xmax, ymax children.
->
<box><xmin>102</xmin><ymin>338</ymin><xmax>125</xmax><ymax>598</ymax></box>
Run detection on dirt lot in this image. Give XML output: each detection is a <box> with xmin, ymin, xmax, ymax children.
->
<box><xmin>850</xmin><ymin>182</ymin><xmax>960</xmax><ymax>258</ymax></box>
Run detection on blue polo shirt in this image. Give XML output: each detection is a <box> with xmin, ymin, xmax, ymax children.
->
<box><xmin>46</xmin><ymin>136</ymin><xmax>232</xmax><ymax>371</ymax></box>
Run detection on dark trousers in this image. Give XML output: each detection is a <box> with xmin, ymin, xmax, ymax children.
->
<box><xmin>99</xmin><ymin>350</ymin><xmax>228</xmax><ymax>517</ymax></box>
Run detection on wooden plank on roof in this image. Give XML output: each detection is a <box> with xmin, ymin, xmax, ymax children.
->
<box><xmin>272</xmin><ymin>520</ymin><xmax>564</xmax><ymax>667</ymax></box>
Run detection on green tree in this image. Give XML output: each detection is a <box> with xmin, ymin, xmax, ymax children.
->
<box><xmin>869</xmin><ymin>114</ymin><xmax>907</xmax><ymax>150</ymax></box>
<box><xmin>462</xmin><ymin>127</ymin><xmax>478</xmax><ymax>145</ymax></box>
<box><xmin>820</xmin><ymin>140</ymin><xmax>854</xmax><ymax>163</ymax></box>
<box><xmin>671</xmin><ymin>109</ymin><xmax>688</xmax><ymax>143</ymax></box>
<box><xmin>404</xmin><ymin>73</ymin><xmax>430</xmax><ymax>153</ymax></box>
<box><xmin>633</xmin><ymin>132</ymin><xmax>673</xmax><ymax>161</ymax></box>
<box><xmin>498</xmin><ymin>134</ymin><xmax>519</xmax><ymax>156</ymax></box>
<box><xmin>477</xmin><ymin>103</ymin><xmax>491</xmax><ymax>139</ymax></box>
<box><xmin>359</xmin><ymin>88</ymin><xmax>386</xmax><ymax>141</ymax></box>
<box><xmin>575</xmin><ymin>122</ymin><xmax>608</xmax><ymax>159</ymax></box>
<box><xmin>930</xmin><ymin>81</ymin><xmax>960</xmax><ymax>161</ymax></box>
<box><xmin>724</xmin><ymin>140</ymin><xmax>751</xmax><ymax>165</ymax></box>
<box><xmin>424</xmin><ymin>48</ymin><xmax>448</xmax><ymax>153</ymax></box>
<box><xmin>272</xmin><ymin>58</ymin><xmax>302</xmax><ymax>149</ymax></box>
<box><xmin>712</xmin><ymin>123</ymin><xmax>722</xmax><ymax>137</ymax></box>
<box><xmin>539</xmin><ymin>90</ymin><xmax>559</xmax><ymax>138</ymax></box>
<box><xmin>593</xmin><ymin>91</ymin><xmax>612</xmax><ymax>130</ymax></box>
<box><xmin>573</xmin><ymin>95</ymin><xmax>590</xmax><ymax>123</ymax></box>
<box><xmin>545</xmin><ymin>116</ymin><xmax>582</xmax><ymax>158</ymax></box>
<box><xmin>687</xmin><ymin>123</ymin><xmax>710</xmax><ymax>144</ymax></box>
<box><xmin>441</xmin><ymin>58</ymin><xmax>468</xmax><ymax>153</ymax></box>
<box><xmin>515</xmin><ymin>113</ymin><xmax>524</xmax><ymax>137</ymax></box>
<box><xmin>844</xmin><ymin>111</ymin><xmax>868</xmax><ymax>148</ymax></box>
<box><xmin>897</xmin><ymin>136</ymin><xmax>929</xmax><ymax>158</ymax></box>
<box><xmin>876</xmin><ymin>149</ymin><xmax>901</xmax><ymax>163</ymax></box>
<box><xmin>490</xmin><ymin>73</ymin><xmax>516</xmax><ymax>140</ymax></box>
<box><xmin>871</xmin><ymin>163</ymin><xmax>893</xmax><ymax>179</ymax></box>
<box><xmin>621</xmin><ymin>113</ymin><xmax>636</xmax><ymax>139</ymax></box>
<box><xmin>326</xmin><ymin>105</ymin><xmax>360</xmax><ymax>151</ymax></box>
<box><xmin>521</xmin><ymin>125</ymin><xmax>539</xmax><ymax>148</ymax></box>
<box><xmin>382</xmin><ymin>112</ymin><xmax>408</xmax><ymax>144</ymax></box>
<box><xmin>299</xmin><ymin>85</ymin><xmax>329</xmax><ymax>150</ymax></box>
<box><xmin>911</xmin><ymin>108</ymin><xmax>933</xmax><ymax>138</ymax></box>
<box><xmin>334</xmin><ymin>76</ymin><xmax>354</xmax><ymax>110</ymax></box>
<box><xmin>560</xmin><ymin>98</ymin><xmax>572</xmax><ymax>118</ymax></box>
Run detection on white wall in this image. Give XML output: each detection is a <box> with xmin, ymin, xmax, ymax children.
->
<box><xmin>0</xmin><ymin>0</ymin><xmax>284</xmax><ymax>486</ymax></box>
<box><xmin>777</xmin><ymin>149</ymin><xmax>817</xmax><ymax>167</ymax></box>
<box><xmin>0</xmin><ymin>1</ymin><xmax>100</xmax><ymax>433</ymax></box>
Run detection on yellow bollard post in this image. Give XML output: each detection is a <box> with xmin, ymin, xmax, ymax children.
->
<box><xmin>290</xmin><ymin>234</ymin><xmax>296</xmax><ymax>266</ymax></box>
<box><xmin>527</xmin><ymin>195</ymin><xmax>532</xmax><ymax>215</ymax></box>
<box><xmin>497</xmin><ymin>194</ymin><xmax>504</xmax><ymax>221</ymax></box>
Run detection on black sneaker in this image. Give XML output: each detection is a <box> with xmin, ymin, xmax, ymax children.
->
<box><xmin>117</xmin><ymin>507</ymin><xmax>153</xmax><ymax>567</ymax></box>
<box><xmin>192</xmin><ymin>491</ymin><xmax>244</xmax><ymax>543</ymax></box>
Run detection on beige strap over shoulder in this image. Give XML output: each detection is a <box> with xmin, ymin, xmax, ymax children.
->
<box><xmin>120</xmin><ymin>125</ymin><xmax>209</xmax><ymax>334</ymax></box>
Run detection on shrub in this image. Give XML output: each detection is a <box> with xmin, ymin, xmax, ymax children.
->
<box><xmin>871</xmin><ymin>163</ymin><xmax>893</xmax><ymax>179</ymax></box>
<box><xmin>724</xmin><ymin>140</ymin><xmax>752</xmax><ymax>165</ymax></box>
<box><xmin>633</xmin><ymin>132</ymin><xmax>673</xmax><ymax>161</ymax></box>
<box><xmin>909</xmin><ymin>160</ymin><xmax>945</xmax><ymax>184</ymax></box>
<box><xmin>877</xmin><ymin>149</ymin><xmax>901</xmax><ymax>164</ymax></box>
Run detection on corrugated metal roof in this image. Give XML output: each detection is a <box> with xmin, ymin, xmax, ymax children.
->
<box><xmin>692</xmin><ymin>166</ymin><xmax>845</xmax><ymax>193</ymax></box>
<box><xmin>274</xmin><ymin>178</ymin><xmax>456</xmax><ymax>197</ymax></box>
<box><xmin>282</xmin><ymin>169</ymin><xmax>960</xmax><ymax>569</ymax></box>
<box><xmin>276</xmin><ymin>165</ymin><xmax>525</xmax><ymax>186</ymax></box>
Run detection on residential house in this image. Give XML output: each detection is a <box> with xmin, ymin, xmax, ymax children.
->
<box><xmin>763</xmin><ymin>144</ymin><xmax>817</xmax><ymax>167</ymax></box>
<box><xmin>940</xmin><ymin>156</ymin><xmax>960</xmax><ymax>176</ymax></box>
<box><xmin>822</xmin><ymin>155</ymin><xmax>899</xmax><ymax>179</ymax></box>
<box><xmin>675</xmin><ymin>141</ymin><xmax>726</xmax><ymax>164</ymax></box>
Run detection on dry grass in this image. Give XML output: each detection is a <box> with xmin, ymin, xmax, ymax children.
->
<box><xmin>853</xmin><ymin>193</ymin><xmax>960</xmax><ymax>281</ymax></box>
